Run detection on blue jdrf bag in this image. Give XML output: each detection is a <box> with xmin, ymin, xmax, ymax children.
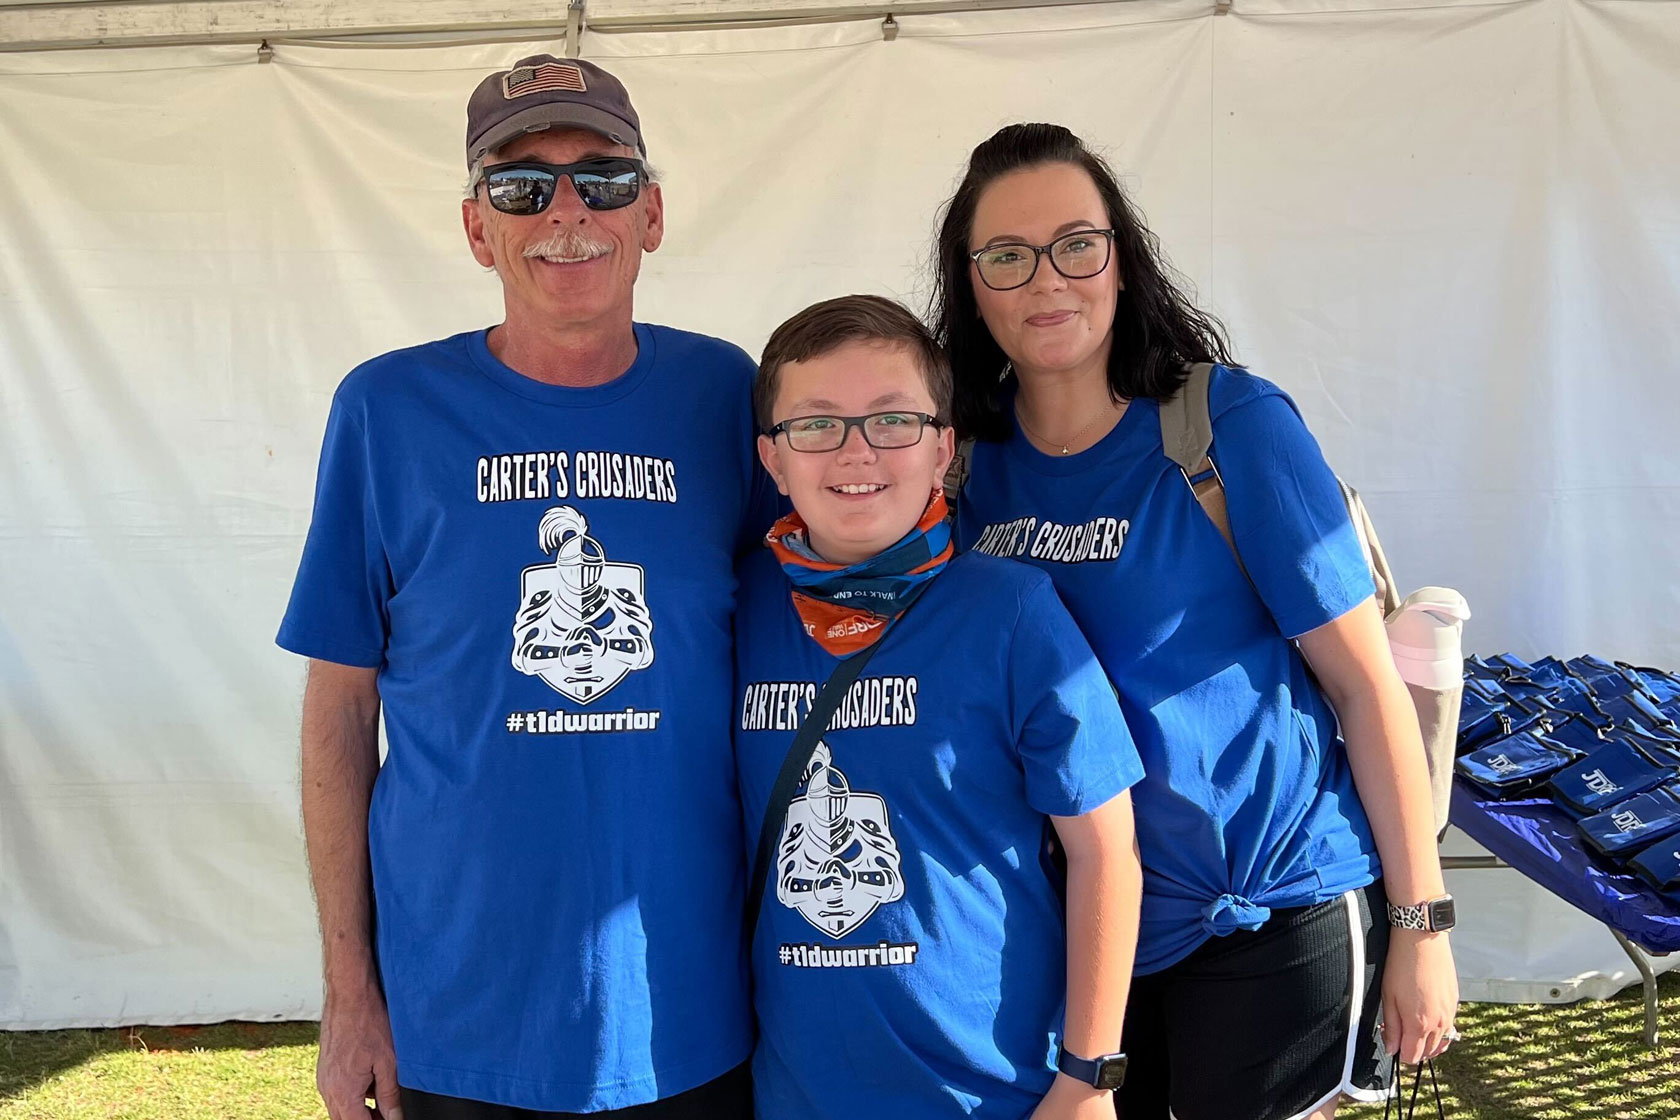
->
<box><xmin>1544</xmin><ymin>677</ymin><xmax>1607</xmax><ymax>722</ymax></box>
<box><xmin>1457</xmin><ymin>731</ymin><xmax>1583</xmax><ymax>798</ymax></box>
<box><xmin>1597</xmin><ymin>692</ymin><xmax>1677</xmax><ymax>737</ymax></box>
<box><xmin>1548</xmin><ymin>741</ymin><xmax>1673</xmax><ymax>818</ymax></box>
<box><xmin>1582</xmin><ymin>671</ymin><xmax>1640</xmax><ymax>701</ymax></box>
<box><xmin>1540</xmin><ymin>712</ymin><xmax>1619</xmax><ymax>757</ymax></box>
<box><xmin>1457</xmin><ymin>677</ymin><xmax>1508</xmax><ymax>732</ymax></box>
<box><xmin>1460</xmin><ymin>708</ymin><xmax>1553</xmax><ymax>755</ymax></box>
<box><xmin>1630</xmin><ymin>837</ymin><xmax>1680</xmax><ymax>897</ymax></box>
<box><xmin>1608</xmin><ymin>728</ymin><xmax>1680</xmax><ymax>769</ymax></box>
<box><xmin>1631</xmin><ymin>667</ymin><xmax>1680</xmax><ymax>706</ymax></box>
<box><xmin>1488</xmin><ymin>652</ymin><xmax>1535</xmax><ymax>676</ymax></box>
<box><xmin>1578</xmin><ymin>784</ymin><xmax>1680</xmax><ymax>860</ymax></box>
<box><xmin>1524</xmin><ymin>656</ymin><xmax>1574</xmax><ymax>689</ymax></box>
<box><xmin>1464</xmin><ymin>655</ymin><xmax>1505</xmax><ymax>682</ymax></box>
<box><xmin>1567</xmin><ymin>654</ymin><xmax>1623</xmax><ymax>683</ymax></box>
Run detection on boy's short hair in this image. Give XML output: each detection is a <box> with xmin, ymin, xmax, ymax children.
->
<box><xmin>755</xmin><ymin>295</ymin><xmax>954</xmax><ymax>431</ymax></box>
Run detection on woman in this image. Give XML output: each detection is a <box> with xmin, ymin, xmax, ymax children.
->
<box><xmin>735</xmin><ymin>294</ymin><xmax>1144</xmax><ymax>1119</ymax></box>
<box><xmin>931</xmin><ymin>124</ymin><xmax>1457</xmax><ymax>1120</ymax></box>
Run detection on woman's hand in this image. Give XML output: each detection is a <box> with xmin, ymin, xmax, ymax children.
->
<box><xmin>1029</xmin><ymin>1073</ymin><xmax>1119</xmax><ymax>1120</ymax></box>
<box><xmin>1381</xmin><ymin>930</ymin><xmax>1459</xmax><ymax>1063</ymax></box>
<box><xmin>1297</xmin><ymin>603</ymin><xmax>1460</xmax><ymax>1065</ymax></box>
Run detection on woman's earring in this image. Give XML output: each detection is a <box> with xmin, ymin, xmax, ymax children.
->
<box><xmin>1000</xmin><ymin>361</ymin><xmax>1015</xmax><ymax>384</ymax></box>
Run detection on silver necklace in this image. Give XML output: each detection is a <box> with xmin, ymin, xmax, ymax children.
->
<box><xmin>1016</xmin><ymin>399</ymin><xmax>1121</xmax><ymax>455</ymax></box>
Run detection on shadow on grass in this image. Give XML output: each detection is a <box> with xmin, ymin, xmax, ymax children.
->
<box><xmin>1348</xmin><ymin>970</ymin><xmax>1680</xmax><ymax>1120</ymax></box>
<box><xmin>1432</xmin><ymin>992</ymin><xmax>1679</xmax><ymax>1120</ymax></box>
<box><xmin>0</xmin><ymin>1021</ymin><xmax>320</xmax><ymax>1103</ymax></box>
<box><xmin>6</xmin><ymin>976</ymin><xmax>1678</xmax><ymax>1117</ymax></box>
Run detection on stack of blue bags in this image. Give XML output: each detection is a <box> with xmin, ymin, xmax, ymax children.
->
<box><xmin>1455</xmin><ymin>653</ymin><xmax>1680</xmax><ymax>899</ymax></box>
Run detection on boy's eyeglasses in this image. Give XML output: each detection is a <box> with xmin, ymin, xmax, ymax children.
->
<box><xmin>474</xmin><ymin>157</ymin><xmax>646</xmax><ymax>215</ymax></box>
<box><xmin>969</xmin><ymin>228</ymin><xmax>1115</xmax><ymax>291</ymax></box>
<box><xmin>766</xmin><ymin>411</ymin><xmax>943</xmax><ymax>453</ymax></box>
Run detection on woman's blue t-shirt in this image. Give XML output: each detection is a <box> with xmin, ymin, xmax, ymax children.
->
<box><xmin>734</xmin><ymin>549</ymin><xmax>1143</xmax><ymax>1119</ymax></box>
<box><xmin>956</xmin><ymin>365</ymin><xmax>1381</xmax><ymax>974</ymax></box>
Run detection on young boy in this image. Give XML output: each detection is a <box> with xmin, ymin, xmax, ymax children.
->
<box><xmin>735</xmin><ymin>295</ymin><xmax>1144</xmax><ymax>1120</ymax></box>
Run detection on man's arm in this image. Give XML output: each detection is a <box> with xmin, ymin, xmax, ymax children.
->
<box><xmin>301</xmin><ymin>658</ymin><xmax>402</xmax><ymax>1120</ymax></box>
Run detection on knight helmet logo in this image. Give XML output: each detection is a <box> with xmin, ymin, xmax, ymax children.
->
<box><xmin>776</xmin><ymin>742</ymin><xmax>904</xmax><ymax>939</ymax></box>
<box><xmin>511</xmin><ymin>505</ymin><xmax>654</xmax><ymax>704</ymax></box>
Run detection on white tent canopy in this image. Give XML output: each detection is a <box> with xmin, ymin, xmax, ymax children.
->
<box><xmin>3</xmin><ymin>0</ymin><xmax>1678</xmax><ymax>1029</ymax></box>
<box><xmin>21</xmin><ymin>0</ymin><xmax>1169</xmax><ymax>53</ymax></box>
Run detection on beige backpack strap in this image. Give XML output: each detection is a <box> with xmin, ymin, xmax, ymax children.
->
<box><xmin>943</xmin><ymin>436</ymin><xmax>976</xmax><ymax>508</ymax></box>
<box><xmin>1160</xmin><ymin>363</ymin><xmax>1244</xmax><ymax>570</ymax></box>
<box><xmin>1339</xmin><ymin>480</ymin><xmax>1401</xmax><ymax>618</ymax></box>
<box><xmin>1159</xmin><ymin>362</ymin><xmax>1216</xmax><ymax>473</ymax></box>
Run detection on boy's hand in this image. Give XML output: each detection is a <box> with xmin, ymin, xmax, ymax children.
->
<box><xmin>1029</xmin><ymin>1072</ymin><xmax>1117</xmax><ymax>1120</ymax></box>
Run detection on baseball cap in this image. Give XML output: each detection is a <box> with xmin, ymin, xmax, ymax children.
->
<box><xmin>465</xmin><ymin>55</ymin><xmax>645</xmax><ymax>168</ymax></box>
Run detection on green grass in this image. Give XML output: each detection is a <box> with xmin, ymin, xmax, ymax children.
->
<box><xmin>0</xmin><ymin>1023</ymin><xmax>324</xmax><ymax>1120</ymax></box>
<box><xmin>1346</xmin><ymin>971</ymin><xmax>1680</xmax><ymax>1119</ymax></box>
<box><xmin>2</xmin><ymin>975</ymin><xmax>1676</xmax><ymax>1119</ymax></box>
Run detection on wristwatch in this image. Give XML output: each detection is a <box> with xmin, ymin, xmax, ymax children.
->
<box><xmin>1055</xmin><ymin>1044</ymin><xmax>1128</xmax><ymax>1091</ymax></box>
<box><xmin>1387</xmin><ymin>894</ymin><xmax>1456</xmax><ymax>932</ymax></box>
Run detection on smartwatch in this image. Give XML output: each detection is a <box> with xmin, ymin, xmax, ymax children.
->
<box><xmin>1387</xmin><ymin>893</ymin><xmax>1456</xmax><ymax>932</ymax></box>
<box><xmin>1055</xmin><ymin>1044</ymin><xmax>1128</xmax><ymax>1091</ymax></box>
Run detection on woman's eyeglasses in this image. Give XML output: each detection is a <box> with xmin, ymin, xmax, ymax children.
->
<box><xmin>969</xmin><ymin>229</ymin><xmax>1115</xmax><ymax>291</ymax></box>
<box><xmin>474</xmin><ymin>157</ymin><xmax>646</xmax><ymax>215</ymax></box>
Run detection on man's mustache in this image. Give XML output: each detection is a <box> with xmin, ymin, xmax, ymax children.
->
<box><xmin>523</xmin><ymin>230</ymin><xmax>614</xmax><ymax>261</ymax></box>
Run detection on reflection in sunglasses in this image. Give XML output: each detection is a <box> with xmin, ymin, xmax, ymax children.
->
<box><xmin>479</xmin><ymin>158</ymin><xmax>645</xmax><ymax>216</ymax></box>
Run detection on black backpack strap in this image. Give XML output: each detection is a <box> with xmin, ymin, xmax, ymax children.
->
<box><xmin>744</xmin><ymin>618</ymin><xmax>899</xmax><ymax>933</ymax></box>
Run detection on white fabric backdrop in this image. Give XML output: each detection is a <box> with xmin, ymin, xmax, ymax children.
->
<box><xmin>2</xmin><ymin>0</ymin><xmax>1678</xmax><ymax>1028</ymax></box>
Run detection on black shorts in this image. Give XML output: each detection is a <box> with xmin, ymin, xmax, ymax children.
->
<box><xmin>1118</xmin><ymin>881</ymin><xmax>1394</xmax><ymax>1120</ymax></box>
<box><xmin>397</xmin><ymin>1061</ymin><xmax>750</xmax><ymax>1120</ymax></box>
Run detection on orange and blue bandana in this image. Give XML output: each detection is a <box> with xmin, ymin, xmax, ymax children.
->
<box><xmin>766</xmin><ymin>489</ymin><xmax>954</xmax><ymax>657</ymax></box>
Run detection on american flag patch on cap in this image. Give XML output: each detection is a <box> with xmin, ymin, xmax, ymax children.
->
<box><xmin>503</xmin><ymin>62</ymin><xmax>588</xmax><ymax>99</ymax></box>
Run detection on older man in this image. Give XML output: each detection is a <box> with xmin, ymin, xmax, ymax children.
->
<box><xmin>278</xmin><ymin>56</ymin><xmax>768</xmax><ymax>1120</ymax></box>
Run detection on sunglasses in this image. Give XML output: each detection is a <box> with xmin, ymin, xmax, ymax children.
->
<box><xmin>476</xmin><ymin>157</ymin><xmax>646</xmax><ymax>215</ymax></box>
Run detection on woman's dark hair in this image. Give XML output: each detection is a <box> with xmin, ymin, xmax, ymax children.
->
<box><xmin>930</xmin><ymin>123</ymin><xmax>1235</xmax><ymax>441</ymax></box>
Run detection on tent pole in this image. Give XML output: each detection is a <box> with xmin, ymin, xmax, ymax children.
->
<box><xmin>0</xmin><ymin>0</ymin><xmax>1158</xmax><ymax>54</ymax></box>
<box><xmin>565</xmin><ymin>0</ymin><xmax>586</xmax><ymax>58</ymax></box>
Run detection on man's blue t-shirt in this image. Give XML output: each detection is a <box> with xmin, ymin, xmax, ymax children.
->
<box><xmin>734</xmin><ymin>549</ymin><xmax>1144</xmax><ymax>1120</ymax></box>
<box><xmin>278</xmin><ymin>324</ymin><xmax>774</xmax><ymax>1111</ymax></box>
<box><xmin>957</xmin><ymin>365</ymin><xmax>1380</xmax><ymax>975</ymax></box>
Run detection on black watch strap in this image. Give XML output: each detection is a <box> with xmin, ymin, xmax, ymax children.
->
<box><xmin>1056</xmin><ymin>1044</ymin><xmax>1128</xmax><ymax>1090</ymax></box>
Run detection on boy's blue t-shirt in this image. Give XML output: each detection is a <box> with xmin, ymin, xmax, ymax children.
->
<box><xmin>734</xmin><ymin>548</ymin><xmax>1143</xmax><ymax>1120</ymax></box>
<box><xmin>957</xmin><ymin>365</ymin><xmax>1380</xmax><ymax>974</ymax></box>
<box><xmin>277</xmin><ymin>324</ymin><xmax>774</xmax><ymax>1111</ymax></box>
